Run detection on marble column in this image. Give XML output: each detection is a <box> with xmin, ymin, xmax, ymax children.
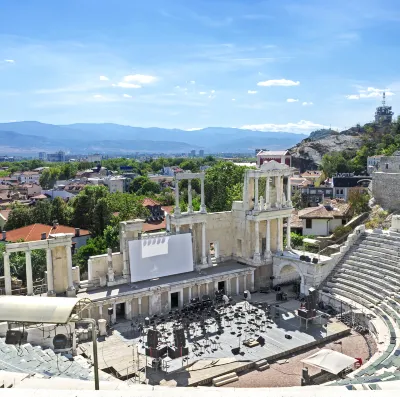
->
<box><xmin>254</xmin><ymin>176</ymin><xmax>259</xmax><ymax>211</ymax></box>
<box><xmin>25</xmin><ymin>250</ymin><xmax>33</xmax><ymax>296</ymax></box>
<box><xmin>179</xmin><ymin>289</ymin><xmax>184</xmax><ymax>308</ymax></box>
<box><xmin>265</xmin><ymin>176</ymin><xmax>270</xmax><ymax>209</ymax></box>
<box><xmin>276</xmin><ymin>176</ymin><xmax>281</xmax><ymax>208</ymax></box>
<box><xmin>188</xmin><ymin>180</ymin><xmax>193</xmax><ymax>213</ymax></box>
<box><xmin>166</xmin><ymin>214</ymin><xmax>171</xmax><ymax>233</ymax></box>
<box><xmin>174</xmin><ymin>180</ymin><xmax>181</xmax><ymax>215</ymax></box>
<box><xmin>65</xmin><ymin>245</ymin><xmax>76</xmax><ymax>296</ymax></box>
<box><xmin>226</xmin><ymin>278</ymin><xmax>231</xmax><ymax>295</ymax></box>
<box><xmin>214</xmin><ymin>280</ymin><xmax>218</xmax><ymax>293</ymax></box>
<box><xmin>125</xmin><ymin>300</ymin><xmax>132</xmax><ymax>320</ymax></box>
<box><xmin>286</xmin><ymin>176</ymin><xmax>292</xmax><ymax>206</ymax></box>
<box><xmin>278</xmin><ymin>218</ymin><xmax>284</xmax><ymax>252</ymax></box>
<box><xmin>286</xmin><ymin>216</ymin><xmax>292</xmax><ymax>249</ymax></box>
<box><xmin>200</xmin><ymin>177</ymin><xmax>206</xmax><ymax>213</ymax></box>
<box><xmin>250</xmin><ymin>272</ymin><xmax>255</xmax><ymax>291</ymax></box>
<box><xmin>107</xmin><ymin>248</ymin><xmax>114</xmax><ymax>282</ymax></box>
<box><xmin>236</xmin><ymin>277</ymin><xmax>240</xmax><ymax>295</ymax></box>
<box><xmin>206</xmin><ymin>282</ymin><xmax>209</xmax><ymax>295</ymax></box>
<box><xmin>201</xmin><ymin>222</ymin><xmax>207</xmax><ymax>265</ymax></box>
<box><xmin>138</xmin><ymin>297</ymin><xmax>142</xmax><ymax>315</ymax></box>
<box><xmin>176</xmin><ymin>225</ymin><xmax>180</xmax><ymax>234</ymax></box>
<box><xmin>112</xmin><ymin>303</ymin><xmax>117</xmax><ymax>324</ymax></box>
<box><xmin>243</xmin><ymin>274</ymin><xmax>247</xmax><ymax>292</ymax></box>
<box><xmin>188</xmin><ymin>286</ymin><xmax>192</xmax><ymax>302</ymax></box>
<box><xmin>254</xmin><ymin>220</ymin><xmax>261</xmax><ymax>263</ymax></box>
<box><xmin>266</xmin><ymin>219</ymin><xmax>271</xmax><ymax>258</ymax></box>
<box><xmin>99</xmin><ymin>305</ymin><xmax>103</xmax><ymax>319</ymax></box>
<box><xmin>3</xmin><ymin>252</ymin><xmax>11</xmax><ymax>295</ymax></box>
<box><xmin>46</xmin><ymin>248</ymin><xmax>55</xmax><ymax>296</ymax></box>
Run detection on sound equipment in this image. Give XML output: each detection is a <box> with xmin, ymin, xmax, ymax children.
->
<box><xmin>108</xmin><ymin>307</ymin><xmax>113</xmax><ymax>316</ymax></box>
<box><xmin>285</xmin><ymin>334</ymin><xmax>292</xmax><ymax>339</ymax></box>
<box><xmin>231</xmin><ymin>347</ymin><xmax>240</xmax><ymax>355</ymax></box>
<box><xmin>173</xmin><ymin>328</ymin><xmax>186</xmax><ymax>347</ymax></box>
<box><xmin>144</xmin><ymin>317</ymin><xmax>150</xmax><ymax>326</ymax></box>
<box><xmin>297</xmin><ymin>308</ymin><xmax>316</xmax><ymax>319</ymax></box>
<box><xmin>168</xmin><ymin>346</ymin><xmax>189</xmax><ymax>359</ymax></box>
<box><xmin>312</xmin><ymin>257</ymin><xmax>318</xmax><ymax>264</ymax></box>
<box><xmin>243</xmin><ymin>291</ymin><xmax>248</xmax><ymax>299</ymax></box>
<box><xmin>152</xmin><ymin>358</ymin><xmax>161</xmax><ymax>369</ymax></box>
<box><xmin>5</xmin><ymin>330</ymin><xmax>23</xmax><ymax>345</ymax></box>
<box><xmin>256</xmin><ymin>336</ymin><xmax>265</xmax><ymax>346</ymax></box>
<box><xmin>147</xmin><ymin>329</ymin><xmax>159</xmax><ymax>348</ymax></box>
<box><xmin>145</xmin><ymin>345</ymin><xmax>167</xmax><ymax>358</ymax></box>
<box><xmin>53</xmin><ymin>334</ymin><xmax>68</xmax><ymax>350</ymax></box>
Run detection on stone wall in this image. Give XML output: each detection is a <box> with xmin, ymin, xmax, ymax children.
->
<box><xmin>88</xmin><ymin>252</ymin><xmax>123</xmax><ymax>282</ymax></box>
<box><xmin>372</xmin><ymin>171</ymin><xmax>400</xmax><ymax>210</ymax></box>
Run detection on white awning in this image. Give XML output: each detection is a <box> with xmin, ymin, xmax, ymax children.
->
<box><xmin>0</xmin><ymin>296</ymin><xmax>91</xmax><ymax>324</ymax></box>
<box><xmin>301</xmin><ymin>349</ymin><xmax>357</xmax><ymax>375</ymax></box>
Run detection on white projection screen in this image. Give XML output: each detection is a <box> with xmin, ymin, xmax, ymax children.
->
<box><xmin>129</xmin><ymin>233</ymin><xmax>194</xmax><ymax>283</ymax></box>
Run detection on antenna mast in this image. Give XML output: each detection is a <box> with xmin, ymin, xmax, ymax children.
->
<box><xmin>382</xmin><ymin>91</ymin><xmax>386</xmax><ymax>106</ymax></box>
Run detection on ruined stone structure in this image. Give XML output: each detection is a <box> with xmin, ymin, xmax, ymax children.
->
<box><xmin>371</xmin><ymin>152</ymin><xmax>400</xmax><ymax>210</ymax></box>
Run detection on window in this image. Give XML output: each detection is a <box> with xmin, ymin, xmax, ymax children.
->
<box><xmin>342</xmin><ymin>219</ymin><xmax>346</xmax><ymax>225</ymax></box>
<box><xmin>340</xmin><ymin>189</ymin><xmax>344</xmax><ymax>195</ymax></box>
<box><xmin>336</xmin><ymin>189</ymin><xmax>340</xmax><ymax>194</ymax></box>
<box><xmin>385</xmin><ymin>163</ymin><xmax>389</xmax><ymax>169</ymax></box>
<box><xmin>306</xmin><ymin>219</ymin><xmax>312</xmax><ymax>229</ymax></box>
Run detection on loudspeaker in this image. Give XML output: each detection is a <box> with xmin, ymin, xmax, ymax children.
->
<box><xmin>53</xmin><ymin>334</ymin><xmax>68</xmax><ymax>350</ymax></box>
<box><xmin>147</xmin><ymin>329</ymin><xmax>159</xmax><ymax>348</ymax></box>
<box><xmin>231</xmin><ymin>347</ymin><xmax>240</xmax><ymax>355</ymax></box>
<box><xmin>108</xmin><ymin>307</ymin><xmax>113</xmax><ymax>316</ymax></box>
<box><xmin>168</xmin><ymin>346</ymin><xmax>189</xmax><ymax>359</ymax></box>
<box><xmin>5</xmin><ymin>330</ymin><xmax>23</xmax><ymax>345</ymax></box>
<box><xmin>173</xmin><ymin>328</ymin><xmax>186</xmax><ymax>348</ymax></box>
<box><xmin>146</xmin><ymin>345</ymin><xmax>167</xmax><ymax>358</ymax></box>
<box><xmin>256</xmin><ymin>336</ymin><xmax>265</xmax><ymax>346</ymax></box>
<box><xmin>285</xmin><ymin>334</ymin><xmax>292</xmax><ymax>339</ymax></box>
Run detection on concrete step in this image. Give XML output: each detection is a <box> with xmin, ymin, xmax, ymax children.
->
<box><xmin>255</xmin><ymin>359</ymin><xmax>268</xmax><ymax>368</ymax></box>
<box><xmin>213</xmin><ymin>373</ymin><xmax>239</xmax><ymax>387</ymax></box>
<box><xmin>257</xmin><ymin>363</ymin><xmax>270</xmax><ymax>371</ymax></box>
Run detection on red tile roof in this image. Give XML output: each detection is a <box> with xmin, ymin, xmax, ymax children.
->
<box><xmin>143</xmin><ymin>197</ymin><xmax>160</xmax><ymax>207</ymax></box>
<box><xmin>31</xmin><ymin>194</ymin><xmax>48</xmax><ymax>200</ymax></box>
<box><xmin>299</xmin><ymin>206</ymin><xmax>334</xmax><ymax>219</ymax></box>
<box><xmin>161</xmin><ymin>206</ymin><xmax>173</xmax><ymax>214</ymax></box>
<box><xmin>142</xmin><ymin>220</ymin><xmax>166</xmax><ymax>233</ymax></box>
<box><xmin>4</xmin><ymin>224</ymin><xmax>90</xmax><ymax>242</ymax></box>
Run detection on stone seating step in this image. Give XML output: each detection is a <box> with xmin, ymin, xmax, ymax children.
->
<box><xmin>212</xmin><ymin>372</ymin><xmax>238</xmax><ymax>387</ymax></box>
<box><xmin>330</xmin><ymin>276</ymin><xmax>384</xmax><ymax>301</ymax></box>
<box><xmin>327</xmin><ymin>282</ymin><xmax>379</xmax><ymax>306</ymax></box>
<box><xmin>359</xmin><ymin>242</ymin><xmax>400</xmax><ymax>257</ymax></box>
<box><xmin>356</xmin><ymin>247</ymin><xmax>399</xmax><ymax>263</ymax></box>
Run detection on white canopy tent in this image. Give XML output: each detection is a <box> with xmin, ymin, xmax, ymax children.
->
<box><xmin>301</xmin><ymin>349</ymin><xmax>357</xmax><ymax>375</ymax></box>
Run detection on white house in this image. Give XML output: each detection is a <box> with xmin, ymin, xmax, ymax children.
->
<box><xmin>298</xmin><ymin>200</ymin><xmax>351</xmax><ymax>236</ymax></box>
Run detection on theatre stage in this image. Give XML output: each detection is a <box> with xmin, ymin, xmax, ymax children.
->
<box><xmin>84</xmin><ymin>290</ymin><xmax>349</xmax><ymax>386</ymax></box>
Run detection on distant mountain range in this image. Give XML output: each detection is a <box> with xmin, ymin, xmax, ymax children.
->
<box><xmin>0</xmin><ymin>121</ymin><xmax>307</xmax><ymax>155</ymax></box>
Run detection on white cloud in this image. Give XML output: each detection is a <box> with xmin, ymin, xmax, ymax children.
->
<box><xmin>248</xmin><ymin>90</ymin><xmax>258</xmax><ymax>94</ymax></box>
<box><xmin>232</xmin><ymin>98</ymin><xmax>236</xmax><ymax>101</ymax></box>
<box><xmin>123</xmin><ymin>94</ymin><xmax>132</xmax><ymax>98</ymax></box>
<box><xmin>4</xmin><ymin>59</ymin><xmax>15</xmax><ymax>63</ymax></box>
<box><xmin>123</xmin><ymin>74</ymin><xmax>156</xmax><ymax>84</ymax></box>
<box><xmin>190</xmin><ymin>80</ymin><xmax>196</xmax><ymax>84</ymax></box>
<box><xmin>185</xmin><ymin>127</ymin><xmax>203</xmax><ymax>131</ymax></box>
<box><xmin>346</xmin><ymin>87</ymin><xmax>395</xmax><ymax>100</ymax></box>
<box><xmin>93</xmin><ymin>94</ymin><xmax>103</xmax><ymax>98</ymax></box>
<box><xmin>286</xmin><ymin>98</ymin><xmax>299</xmax><ymax>103</ymax></box>
<box><xmin>210</xmin><ymin>90</ymin><xmax>215</xmax><ymax>93</ymax></box>
<box><xmin>302</xmin><ymin>101</ymin><xmax>313</xmax><ymax>106</ymax></box>
<box><xmin>257</xmin><ymin>79</ymin><xmax>300</xmax><ymax>87</ymax></box>
<box><xmin>199</xmin><ymin>91</ymin><xmax>207</xmax><ymax>95</ymax></box>
<box><xmin>241</xmin><ymin>120</ymin><xmax>328</xmax><ymax>133</ymax></box>
<box><xmin>99</xmin><ymin>75</ymin><xmax>109</xmax><ymax>81</ymax></box>
<box><xmin>113</xmin><ymin>82</ymin><xmax>141</xmax><ymax>89</ymax></box>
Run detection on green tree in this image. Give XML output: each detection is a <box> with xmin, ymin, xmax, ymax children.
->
<box><xmin>291</xmin><ymin>190</ymin><xmax>303</xmax><ymax>210</ymax></box>
<box><xmin>39</xmin><ymin>168</ymin><xmax>61</xmax><ymax>189</ymax></box>
<box><xmin>51</xmin><ymin>197</ymin><xmax>70</xmax><ymax>225</ymax></box>
<box><xmin>103</xmin><ymin>223</ymin><xmax>120</xmax><ymax>251</ymax></box>
<box><xmin>138</xmin><ymin>180</ymin><xmax>161</xmax><ymax>195</ymax></box>
<box><xmin>73</xmin><ymin>237</ymin><xmax>107</xmax><ymax>274</ymax></box>
<box><xmin>130</xmin><ymin>176</ymin><xmax>149</xmax><ymax>193</ymax></box>
<box><xmin>31</xmin><ymin>200</ymin><xmax>52</xmax><ymax>224</ymax></box>
<box><xmin>348</xmin><ymin>188</ymin><xmax>370</xmax><ymax>215</ymax></box>
<box><xmin>91</xmin><ymin>197</ymin><xmax>112</xmax><ymax>236</ymax></box>
<box><xmin>5</xmin><ymin>204</ymin><xmax>33</xmax><ymax>230</ymax></box>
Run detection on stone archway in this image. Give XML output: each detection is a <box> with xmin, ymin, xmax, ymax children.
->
<box><xmin>273</xmin><ymin>259</ymin><xmax>306</xmax><ymax>294</ymax></box>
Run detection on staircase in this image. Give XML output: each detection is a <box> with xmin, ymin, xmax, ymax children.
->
<box><xmin>255</xmin><ymin>358</ymin><xmax>270</xmax><ymax>371</ymax></box>
<box><xmin>212</xmin><ymin>372</ymin><xmax>239</xmax><ymax>386</ymax></box>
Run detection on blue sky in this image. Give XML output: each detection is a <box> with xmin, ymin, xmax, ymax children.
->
<box><xmin>1</xmin><ymin>0</ymin><xmax>400</xmax><ymax>133</ymax></box>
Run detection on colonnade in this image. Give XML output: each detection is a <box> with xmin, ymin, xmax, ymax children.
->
<box><xmin>93</xmin><ymin>272</ymin><xmax>255</xmax><ymax>322</ymax></box>
<box><xmin>253</xmin><ymin>174</ymin><xmax>291</xmax><ymax>211</ymax></box>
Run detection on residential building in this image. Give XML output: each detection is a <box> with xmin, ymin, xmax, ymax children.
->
<box><xmin>103</xmin><ymin>176</ymin><xmax>126</xmax><ymax>193</ymax></box>
<box><xmin>332</xmin><ymin>174</ymin><xmax>371</xmax><ymax>201</ymax></box>
<box><xmin>17</xmin><ymin>183</ymin><xmax>42</xmax><ymax>198</ymax></box>
<box><xmin>256</xmin><ymin>150</ymin><xmax>291</xmax><ymax>167</ymax></box>
<box><xmin>298</xmin><ymin>200</ymin><xmax>351</xmax><ymax>236</ymax></box>
<box><xmin>38</xmin><ymin>152</ymin><xmax>47</xmax><ymax>161</ymax></box>
<box><xmin>14</xmin><ymin>171</ymin><xmax>41</xmax><ymax>184</ymax></box>
<box><xmin>42</xmin><ymin>189</ymin><xmax>76</xmax><ymax>200</ymax></box>
<box><xmin>300</xmin><ymin>185</ymin><xmax>334</xmax><ymax>207</ymax></box>
<box><xmin>1</xmin><ymin>223</ymin><xmax>90</xmax><ymax>250</ymax></box>
<box><xmin>141</xmin><ymin>198</ymin><xmax>173</xmax><ymax>233</ymax></box>
<box><xmin>47</xmin><ymin>151</ymin><xmax>66</xmax><ymax>162</ymax></box>
<box><xmin>87</xmin><ymin>154</ymin><xmax>102</xmax><ymax>163</ymax></box>
<box><xmin>0</xmin><ymin>209</ymin><xmax>10</xmax><ymax>231</ymax></box>
<box><xmin>162</xmin><ymin>166</ymin><xmax>183</xmax><ymax>176</ymax></box>
<box><xmin>367</xmin><ymin>155</ymin><xmax>383</xmax><ymax>174</ymax></box>
<box><xmin>190</xmin><ymin>150</ymin><xmax>196</xmax><ymax>157</ymax></box>
<box><xmin>300</xmin><ymin>170</ymin><xmax>322</xmax><ymax>183</ymax></box>
<box><xmin>199</xmin><ymin>149</ymin><xmax>205</xmax><ymax>157</ymax></box>
<box><xmin>290</xmin><ymin>176</ymin><xmax>310</xmax><ymax>196</ymax></box>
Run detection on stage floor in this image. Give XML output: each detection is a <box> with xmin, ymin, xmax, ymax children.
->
<box><xmin>86</xmin><ymin>290</ymin><xmax>349</xmax><ymax>385</ymax></box>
